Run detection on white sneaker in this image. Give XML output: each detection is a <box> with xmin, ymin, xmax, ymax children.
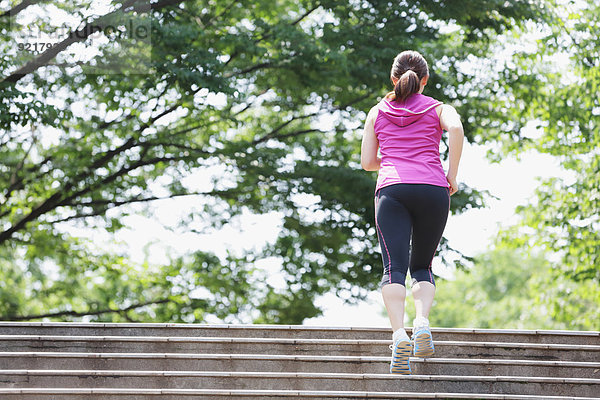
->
<box><xmin>389</xmin><ymin>329</ymin><xmax>412</xmax><ymax>374</ymax></box>
<box><xmin>412</xmin><ymin>317</ymin><xmax>434</xmax><ymax>358</ymax></box>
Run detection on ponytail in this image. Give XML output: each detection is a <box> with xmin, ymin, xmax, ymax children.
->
<box><xmin>394</xmin><ymin>70</ymin><xmax>420</xmax><ymax>102</ymax></box>
<box><xmin>387</xmin><ymin>50</ymin><xmax>430</xmax><ymax>102</ymax></box>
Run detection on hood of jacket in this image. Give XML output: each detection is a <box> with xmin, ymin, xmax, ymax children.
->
<box><xmin>378</xmin><ymin>94</ymin><xmax>441</xmax><ymax>127</ymax></box>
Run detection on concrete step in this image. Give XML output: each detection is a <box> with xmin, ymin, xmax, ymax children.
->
<box><xmin>1</xmin><ymin>323</ymin><xmax>598</xmax><ymax>345</ymax></box>
<box><xmin>0</xmin><ymin>388</ymin><xmax>597</xmax><ymax>400</ymax></box>
<box><xmin>1</xmin><ymin>352</ymin><xmax>598</xmax><ymax>378</ymax></box>
<box><xmin>1</xmin><ymin>335</ymin><xmax>598</xmax><ymax>361</ymax></box>
<box><xmin>0</xmin><ymin>370</ymin><xmax>598</xmax><ymax>397</ymax></box>
<box><xmin>1</xmin><ymin>323</ymin><xmax>598</xmax><ymax>398</ymax></box>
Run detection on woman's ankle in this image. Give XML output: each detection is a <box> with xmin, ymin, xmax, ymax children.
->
<box><xmin>393</xmin><ymin>328</ymin><xmax>409</xmax><ymax>343</ymax></box>
<box><xmin>413</xmin><ymin>316</ymin><xmax>430</xmax><ymax>329</ymax></box>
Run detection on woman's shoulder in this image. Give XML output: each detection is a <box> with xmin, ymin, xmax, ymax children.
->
<box><xmin>415</xmin><ymin>94</ymin><xmax>444</xmax><ymax>117</ymax></box>
<box><xmin>367</xmin><ymin>99</ymin><xmax>387</xmax><ymax>119</ymax></box>
<box><xmin>417</xmin><ymin>93</ymin><xmax>443</xmax><ymax>106</ymax></box>
<box><xmin>364</xmin><ymin>103</ymin><xmax>381</xmax><ymax>127</ymax></box>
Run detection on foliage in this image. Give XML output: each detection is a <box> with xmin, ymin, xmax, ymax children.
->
<box><xmin>404</xmin><ymin>248</ymin><xmax>597</xmax><ymax>330</ymax></box>
<box><xmin>486</xmin><ymin>0</ymin><xmax>600</xmax><ymax>327</ymax></box>
<box><xmin>0</xmin><ymin>0</ymin><xmax>544</xmax><ymax>323</ymax></box>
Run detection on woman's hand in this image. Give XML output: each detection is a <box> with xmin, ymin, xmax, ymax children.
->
<box><xmin>447</xmin><ymin>174</ymin><xmax>458</xmax><ymax>196</ymax></box>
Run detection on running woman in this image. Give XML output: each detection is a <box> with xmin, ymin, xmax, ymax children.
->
<box><xmin>361</xmin><ymin>50</ymin><xmax>464</xmax><ymax>374</ymax></box>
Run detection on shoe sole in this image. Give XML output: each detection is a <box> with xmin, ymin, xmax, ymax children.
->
<box><xmin>390</xmin><ymin>340</ymin><xmax>412</xmax><ymax>374</ymax></box>
<box><xmin>413</xmin><ymin>331</ymin><xmax>434</xmax><ymax>358</ymax></box>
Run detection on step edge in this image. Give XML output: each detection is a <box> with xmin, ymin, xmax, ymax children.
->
<box><xmin>0</xmin><ymin>388</ymin><xmax>597</xmax><ymax>399</ymax></box>
<box><xmin>0</xmin><ymin>335</ymin><xmax>597</xmax><ymax>350</ymax></box>
<box><xmin>0</xmin><ymin>388</ymin><xmax>596</xmax><ymax>399</ymax></box>
<box><xmin>1</xmin><ymin>369</ymin><xmax>599</xmax><ymax>384</ymax></box>
<box><xmin>0</xmin><ymin>322</ymin><xmax>597</xmax><ymax>336</ymax></box>
<box><xmin>1</xmin><ymin>352</ymin><xmax>599</xmax><ymax>367</ymax></box>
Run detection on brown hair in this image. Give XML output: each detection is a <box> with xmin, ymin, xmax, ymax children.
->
<box><xmin>386</xmin><ymin>50</ymin><xmax>429</xmax><ymax>102</ymax></box>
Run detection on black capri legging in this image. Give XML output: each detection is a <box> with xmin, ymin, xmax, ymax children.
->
<box><xmin>374</xmin><ymin>183</ymin><xmax>450</xmax><ymax>288</ymax></box>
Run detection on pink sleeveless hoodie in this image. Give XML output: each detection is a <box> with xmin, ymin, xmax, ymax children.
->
<box><xmin>374</xmin><ymin>93</ymin><xmax>449</xmax><ymax>192</ymax></box>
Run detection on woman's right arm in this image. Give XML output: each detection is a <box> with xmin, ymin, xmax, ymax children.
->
<box><xmin>361</xmin><ymin>106</ymin><xmax>381</xmax><ymax>171</ymax></box>
<box><xmin>439</xmin><ymin>104</ymin><xmax>464</xmax><ymax>196</ymax></box>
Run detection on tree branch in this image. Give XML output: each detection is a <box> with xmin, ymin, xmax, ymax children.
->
<box><xmin>0</xmin><ymin>87</ymin><xmax>207</xmax><ymax>243</ymax></box>
<box><xmin>252</xmin><ymin>112</ymin><xmax>319</xmax><ymax>145</ymax></box>
<box><xmin>150</xmin><ymin>0</ymin><xmax>189</xmax><ymax>10</ymax></box>
<box><xmin>0</xmin><ymin>189</ymin><xmax>67</xmax><ymax>244</ymax></box>
<box><xmin>53</xmin><ymin>152</ymin><xmax>198</xmax><ymax>217</ymax></box>
<box><xmin>0</xmin><ymin>88</ymin><xmax>373</xmax><ymax>242</ymax></box>
<box><xmin>1</xmin><ymin>147</ymin><xmax>52</xmax><ymax>206</ymax></box>
<box><xmin>8</xmin><ymin>127</ymin><xmax>37</xmax><ymax>188</ymax></box>
<box><xmin>224</xmin><ymin>62</ymin><xmax>273</xmax><ymax>79</ymax></box>
<box><xmin>336</xmin><ymin>92</ymin><xmax>374</xmax><ymax>111</ymax></box>
<box><xmin>3</xmin><ymin>298</ymin><xmax>172</xmax><ymax>321</ymax></box>
<box><xmin>223</xmin><ymin>2</ymin><xmax>320</xmax><ymax>67</ymax></box>
<box><xmin>143</xmin><ymin>140</ymin><xmax>211</xmax><ymax>154</ymax></box>
<box><xmin>50</xmin><ymin>191</ymin><xmax>217</xmax><ymax>224</ymax></box>
<box><xmin>2</xmin><ymin>0</ymin><xmax>190</xmax><ymax>84</ymax></box>
<box><xmin>65</xmin><ymin>99</ymin><xmax>186</xmax><ymax>185</ymax></box>
<box><xmin>253</xmin><ymin>3</ymin><xmax>322</xmax><ymax>45</ymax></box>
<box><xmin>122</xmin><ymin>310</ymin><xmax>140</xmax><ymax>322</ymax></box>
<box><xmin>0</xmin><ymin>0</ymin><xmax>44</xmax><ymax>19</ymax></box>
<box><xmin>2</xmin><ymin>0</ymin><xmax>142</xmax><ymax>84</ymax></box>
<box><xmin>249</xmin><ymin>92</ymin><xmax>373</xmax><ymax>146</ymax></box>
<box><xmin>0</xmin><ymin>86</ymin><xmax>300</xmax><ymax>212</ymax></box>
<box><xmin>207</xmin><ymin>0</ymin><xmax>237</xmax><ymax>28</ymax></box>
<box><xmin>291</xmin><ymin>4</ymin><xmax>321</xmax><ymax>26</ymax></box>
<box><xmin>0</xmin><ymin>149</ymin><xmax>194</xmax><ymax>245</ymax></box>
<box><xmin>0</xmin><ymin>145</ymin><xmax>139</xmax><ymax>244</ymax></box>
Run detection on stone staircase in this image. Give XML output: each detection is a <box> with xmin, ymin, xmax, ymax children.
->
<box><xmin>0</xmin><ymin>322</ymin><xmax>598</xmax><ymax>399</ymax></box>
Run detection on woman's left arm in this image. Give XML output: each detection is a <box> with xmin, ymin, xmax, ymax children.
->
<box><xmin>361</xmin><ymin>107</ymin><xmax>381</xmax><ymax>171</ymax></box>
